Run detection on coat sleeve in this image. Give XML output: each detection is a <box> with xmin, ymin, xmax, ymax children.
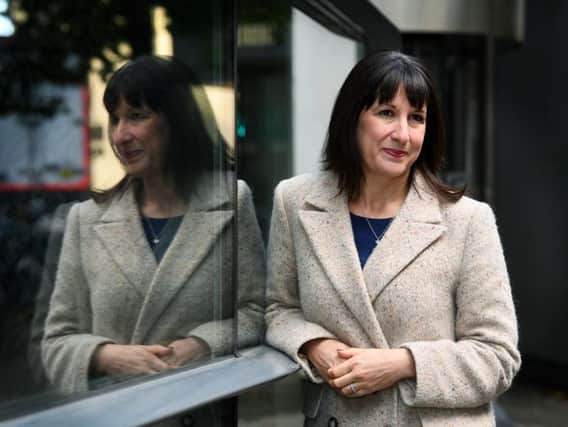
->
<box><xmin>398</xmin><ymin>202</ymin><xmax>521</xmax><ymax>408</ymax></box>
<box><xmin>28</xmin><ymin>203</ymin><xmax>72</xmax><ymax>386</ymax></box>
<box><xmin>188</xmin><ymin>181</ymin><xmax>266</xmax><ymax>354</ymax></box>
<box><xmin>265</xmin><ymin>181</ymin><xmax>336</xmax><ymax>383</ymax></box>
<box><xmin>41</xmin><ymin>203</ymin><xmax>115</xmax><ymax>394</ymax></box>
<box><xmin>233</xmin><ymin>181</ymin><xmax>266</xmax><ymax>349</ymax></box>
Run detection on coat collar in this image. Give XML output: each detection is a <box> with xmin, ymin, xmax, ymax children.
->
<box><xmin>298</xmin><ymin>172</ymin><xmax>446</xmax><ymax>347</ymax></box>
<box><xmin>94</xmin><ymin>186</ymin><xmax>156</xmax><ymax>297</ymax></box>
<box><xmin>362</xmin><ymin>174</ymin><xmax>446</xmax><ymax>302</ymax></box>
<box><xmin>302</xmin><ymin>172</ymin><xmax>443</xmax><ymax>224</ymax></box>
<box><xmin>93</xmin><ymin>174</ymin><xmax>233</xmax><ymax>342</ymax></box>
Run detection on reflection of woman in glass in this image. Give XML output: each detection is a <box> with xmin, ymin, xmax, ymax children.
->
<box><xmin>42</xmin><ymin>56</ymin><xmax>264</xmax><ymax>394</ymax></box>
<box><xmin>266</xmin><ymin>52</ymin><xmax>520</xmax><ymax>426</ymax></box>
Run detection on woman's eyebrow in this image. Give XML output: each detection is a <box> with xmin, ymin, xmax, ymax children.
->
<box><xmin>377</xmin><ymin>103</ymin><xmax>426</xmax><ymax>113</ymax></box>
<box><xmin>127</xmin><ymin>106</ymin><xmax>149</xmax><ymax>113</ymax></box>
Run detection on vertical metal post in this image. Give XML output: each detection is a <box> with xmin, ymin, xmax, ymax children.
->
<box><xmin>231</xmin><ymin>0</ymin><xmax>240</xmax><ymax>359</ymax></box>
<box><xmin>484</xmin><ymin>0</ymin><xmax>495</xmax><ymax>205</ymax></box>
<box><xmin>230</xmin><ymin>0</ymin><xmax>240</xmax><ymax>425</ymax></box>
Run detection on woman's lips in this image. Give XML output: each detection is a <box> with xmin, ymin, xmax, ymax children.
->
<box><xmin>122</xmin><ymin>149</ymin><xmax>143</xmax><ymax>162</ymax></box>
<box><xmin>383</xmin><ymin>148</ymin><xmax>407</xmax><ymax>158</ymax></box>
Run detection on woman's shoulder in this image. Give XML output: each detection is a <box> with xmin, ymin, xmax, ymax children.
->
<box><xmin>448</xmin><ymin>194</ymin><xmax>485</xmax><ymax>210</ymax></box>
<box><xmin>275</xmin><ymin>171</ymin><xmax>335</xmax><ymax>198</ymax></box>
<box><xmin>441</xmin><ymin>194</ymin><xmax>496</xmax><ymax>228</ymax></box>
<box><xmin>236</xmin><ymin>179</ymin><xmax>252</xmax><ymax>196</ymax></box>
<box><xmin>70</xmin><ymin>187</ymin><xmax>133</xmax><ymax>224</ymax></box>
<box><xmin>68</xmin><ymin>198</ymin><xmax>106</xmax><ymax>224</ymax></box>
<box><xmin>236</xmin><ymin>179</ymin><xmax>255</xmax><ymax>208</ymax></box>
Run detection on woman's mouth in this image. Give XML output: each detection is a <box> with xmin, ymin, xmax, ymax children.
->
<box><xmin>383</xmin><ymin>148</ymin><xmax>407</xmax><ymax>158</ymax></box>
<box><xmin>122</xmin><ymin>149</ymin><xmax>143</xmax><ymax>163</ymax></box>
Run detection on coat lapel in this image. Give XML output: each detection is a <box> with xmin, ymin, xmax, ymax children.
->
<box><xmin>364</xmin><ymin>175</ymin><xmax>446</xmax><ymax>302</ymax></box>
<box><xmin>131</xmin><ymin>175</ymin><xmax>233</xmax><ymax>343</ymax></box>
<box><xmin>298</xmin><ymin>174</ymin><xmax>389</xmax><ymax>348</ymax></box>
<box><xmin>93</xmin><ymin>187</ymin><xmax>157</xmax><ymax>297</ymax></box>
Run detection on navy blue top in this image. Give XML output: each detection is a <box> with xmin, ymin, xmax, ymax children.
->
<box><xmin>142</xmin><ymin>217</ymin><xmax>169</xmax><ymax>242</ymax></box>
<box><xmin>350</xmin><ymin>213</ymin><xmax>393</xmax><ymax>268</ymax></box>
<box><xmin>142</xmin><ymin>216</ymin><xmax>183</xmax><ymax>262</ymax></box>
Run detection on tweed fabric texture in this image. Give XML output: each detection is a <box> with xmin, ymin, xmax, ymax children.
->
<box><xmin>265</xmin><ymin>171</ymin><xmax>520</xmax><ymax>427</ymax></box>
<box><xmin>42</xmin><ymin>178</ymin><xmax>265</xmax><ymax>398</ymax></box>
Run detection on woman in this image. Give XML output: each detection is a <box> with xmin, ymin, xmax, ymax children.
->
<box><xmin>265</xmin><ymin>51</ymin><xmax>520</xmax><ymax>426</ymax></box>
<box><xmin>42</xmin><ymin>56</ymin><xmax>265</xmax><ymax>396</ymax></box>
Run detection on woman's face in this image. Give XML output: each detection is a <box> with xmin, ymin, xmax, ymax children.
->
<box><xmin>357</xmin><ymin>85</ymin><xmax>427</xmax><ymax>182</ymax></box>
<box><xmin>109</xmin><ymin>97</ymin><xmax>168</xmax><ymax>180</ymax></box>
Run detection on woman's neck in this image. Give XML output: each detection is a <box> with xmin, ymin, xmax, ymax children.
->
<box><xmin>139</xmin><ymin>176</ymin><xmax>187</xmax><ymax>218</ymax></box>
<box><xmin>350</xmin><ymin>173</ymin><xmax>409</xmax><ymax>219</ymax></box>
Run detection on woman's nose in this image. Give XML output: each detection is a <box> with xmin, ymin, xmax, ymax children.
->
<box><xmin>111</xmin><ymin>120</ymin><xmax>132</xmax><ymax>145</ymax></box>
<box><xmin>392</xmin><ymin>119</ymin><xmax>410</xmax><ymax>143</ymax></box>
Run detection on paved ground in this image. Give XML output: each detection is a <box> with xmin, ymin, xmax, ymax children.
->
<box><xmin>240</xmin><ymin>375</ymin><xmax>568</xmax><ymax>427</ymax></box>
<box><xmin>239</xmin><ymin>374</ymin><xmax>303</xmax><ymax>427</ymax></box>
<box><xmin>499</xmin><ymin>382</ymin><xmax>568</xmax><ymax>427</ymax></box>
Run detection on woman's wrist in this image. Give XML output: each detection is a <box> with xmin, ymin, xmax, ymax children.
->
<box><xmin>91</xmin><ymin>343</ymin><xmax>112</xmax><ymax>374</ymax></box>
<box><xmin>300</xmin><ymin>338</ymin><xmax>327</xmax><ymax>359</ymax></box>
<box><xmin>395</xmin><ymin>348</ymin><xmax>416</xmax><ymax>380</ymax></box>
<box><xmin>180</xmin><ymin>336</ymin><xmax>211</xmax><ymax>359</ymax></box>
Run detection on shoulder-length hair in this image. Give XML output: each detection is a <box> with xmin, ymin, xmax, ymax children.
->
<box><xmin>322</xmin><ymin>50</ymin><xmax>464</xmax><ymax>203</ymax></box>
<box><xmin>92</xmin><ymin>55</ymin><xmax>229</xmax><ymax>203</ymax></box>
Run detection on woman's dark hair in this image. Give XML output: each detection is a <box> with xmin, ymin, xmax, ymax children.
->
<box><xmin>92</xmin><ymin>55</ymin><xmax>228</xmax><ymax>203</ymax></box>
<box><xmin>322</xmin><ymin>50</ymin><xmax>464</xmax><ymax>203</ymax></box>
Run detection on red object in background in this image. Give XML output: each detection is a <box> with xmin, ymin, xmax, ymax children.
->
<box><xmin>0</xmin><ymin>86</ymin><xmax>90</xmax><ymax>192</ymax></box>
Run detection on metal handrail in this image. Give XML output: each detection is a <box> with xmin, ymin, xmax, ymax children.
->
<box><xmin>0</xmin><ymin>346</ymin><xmax>299</xmax><ymax>427</ymax></box>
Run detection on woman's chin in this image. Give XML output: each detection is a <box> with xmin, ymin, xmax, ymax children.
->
<box><xmin>123</xmin><ymin>162</ymin><xmax>147</xmax><ymax>177</ymax></box>
<box><xmin>367</xmin><ymin>165</ymin><xmax>412</xmax><ymax>181</ymax></box>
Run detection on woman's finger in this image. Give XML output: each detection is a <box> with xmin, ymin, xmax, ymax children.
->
<box><xmin>147</xmin><ymin>353</ymin><xmax>171</xmax><ymax>372</ymax></box>
<box><xmin>340</xmin><ymin>382</ymin><xmax>364</xmax><ymax>398</ymax></box>
<box><xmin>331</xmin><ymin>371</ymin><xmax>356</xmax><ymax>389</ymax></box>
<box><xmin>336</xmin><ymin>348</ymin><xmax>358</xmax><ymax>359</ymax></box>
<box><xmin>145</xmin><ymin>345</ymin><xmax>173</xmax><ymax>357</ymax></box>
<box><xmin>328</xmin><ymin>358</ymin><xmax>353</xmax><ymax>379</ymax></box>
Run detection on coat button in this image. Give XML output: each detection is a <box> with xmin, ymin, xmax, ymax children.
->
<box><xmin>328</xmin><ymin>417</ymin><xmax>338</xmax><ymax>427</ymax></box>
<box><xmin>181</xmin><ymin>414</ymin><xmax>194</xmax><ymax>427</ymax></box>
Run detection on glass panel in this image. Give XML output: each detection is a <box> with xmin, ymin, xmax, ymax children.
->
<box><xmin>237</xmin><ymin>0</ymin><xmax>292</xmax><ymax>239</ymax></box>
<box><xmin>237</xmin><ymin>2</ymin><xmax>362</xmax><ymax>238</ymax></box>
<box><xmin>0</xmin><ymin>0</ymin><xmax>264</xmax><ymax>421</ymax></box>
<box><xmin>236</xmin><ymin>2</ymin><xmax>362</xmax><ymax>424</ymax></box>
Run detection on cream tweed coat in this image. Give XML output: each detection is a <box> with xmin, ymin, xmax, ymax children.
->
<box><xmin>265</xmin><ymin>172</ymin><xmax>520</xmax><ymax>427</ymax></box>
<box><xmin>42</xmin><ymin>178</ymin><xmax>265</xmax><ymax>396</ymax></box>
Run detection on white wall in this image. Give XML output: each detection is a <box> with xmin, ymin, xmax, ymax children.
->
<box><xmin>291</xmin><ymin>10</ymin><xmax>360</xmax><ymax>175</ymax></box>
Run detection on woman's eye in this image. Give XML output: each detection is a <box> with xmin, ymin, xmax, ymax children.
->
<box><xmin>410</xmin><ymin>114</ymin><xmax>425</xmax><ymax>123</ymax></box>
<box><xmin>126</xmin><ymin>109</ymin><xmax>151</xmax><ymax>121</ymax></box>
<box><xmin>377</xmin><ymin>109</ymin><xmax>394</xmax><ymax>118</ymax></box>
<box><xmin>128</xmin><ymin>111</ymin><xmax>144</xmax><ymax>120</ymax></box>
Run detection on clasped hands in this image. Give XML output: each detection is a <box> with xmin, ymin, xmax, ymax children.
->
<box><xmin>92</xmin><ymin>337</ymin><xmax>210</xmax><ymax>377</ymax></box>
<box><xmin>301</xmin><ymin>338</ymin><xmax>415</xmax><ymax>398</ymax></box>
